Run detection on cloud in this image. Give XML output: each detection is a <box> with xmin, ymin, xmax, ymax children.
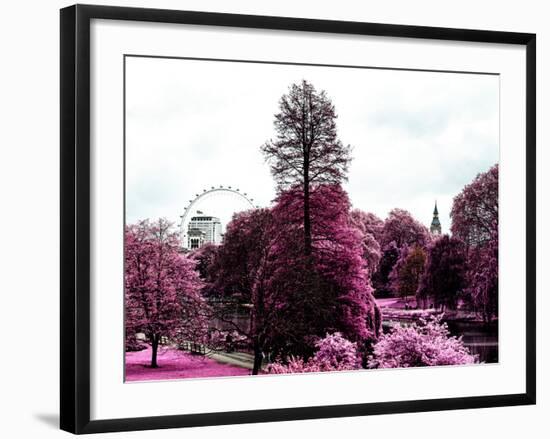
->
<box><xmin>125</xmin><ymin>57</ymin><xmax>499</xmax><ymax>234</ymax></box>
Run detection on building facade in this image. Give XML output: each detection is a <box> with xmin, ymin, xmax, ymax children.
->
<box><xmin>187</xmin><ymin>228</ymin><xmax>206</xmax><ymax>250</ymax></box>
<box><xmin>430</xmin><ymin>202</ymin><xmax>442</xmax><ymax>235</ymax></box>
<box><xmin>187</xmin><ymin>214</ymin><xmax>222</xmax><ymax>248</ymax></box>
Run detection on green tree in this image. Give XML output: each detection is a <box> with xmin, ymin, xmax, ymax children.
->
<box><xmin>397</xmin><ymin>245</ymin><xmax>427</xmax><ymax>306</ymax></box>
<box><xmin>418</xmin><ymin>235</ymin><xmax>467</xmax><ymax>311</ymax></box>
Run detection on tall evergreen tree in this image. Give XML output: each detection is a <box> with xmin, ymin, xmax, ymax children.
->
<box><xmin>262</xmin><ymin>80</ymin><xmax>351</xmax><ymax>257</ymax></box>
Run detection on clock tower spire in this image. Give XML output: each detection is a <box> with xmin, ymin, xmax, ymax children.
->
<box><xmin>430</xmin><ymin>201</ymin><xmax>442</xmax><ymax>235</ymax></box>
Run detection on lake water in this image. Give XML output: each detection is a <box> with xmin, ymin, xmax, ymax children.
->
<box><xmin>446</xmin><ymin>320</ymin><xmax>498</xmax><ymax>363</ymax></box>
<box><xmin>210</xmin><ymin>304</ymin><xmax>499</xmax><ymax>364</ymax></box>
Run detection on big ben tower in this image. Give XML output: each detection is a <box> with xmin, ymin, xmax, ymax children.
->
<box><xmin>430</xmin><ymin>201</ymin><xmax>442</xmax><ymax>235</ymax></box>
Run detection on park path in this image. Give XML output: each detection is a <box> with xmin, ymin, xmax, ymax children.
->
<box><xmin>207</xmin><ymin>351</ymin><xmax>256</xmax><ymax>369</ymax></box>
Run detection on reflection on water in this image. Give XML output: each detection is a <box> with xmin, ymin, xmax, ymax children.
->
<box><xmin>210</xmin><ymin>307</ymin><xmax>250</xmax><ymax>333</ymax></box>
<box><xmin>446</xmin><ymin>320</ymin><xmax>498</xmax><ymax>363</ymax></box>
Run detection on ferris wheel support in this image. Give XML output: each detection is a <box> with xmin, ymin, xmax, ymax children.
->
<box><xmin>179</xmin><ymin>185</ymin><xmax>257</xmax><ymax>249</ymax></box>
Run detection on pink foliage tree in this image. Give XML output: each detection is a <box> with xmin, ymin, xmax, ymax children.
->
<box><xmin>368</xmin><ymin>316</ymin><xmax>477</xmax><ymax>368</ymax></box>
<box><xmin>260</xmin><ymin>81</ymin><xmax>380</xmax><ymax>361</ymax></box>
<box><xmin>380</xmin><ymin>208</ymin><xmax>430</xmax><ymax>250</ymax></box>
<box><xmin>267</xmin><ymin>184</ymin><xmax>381</xmax><ymax>359</ymax></box>
<box><xmin>373</xmin><ymin>209</ymin><xmax>430</xmax><ymax>296</ymax></box>
<box><xmin>451</xmin><ymin>164</ymin><xmax>499</xmax><ymax>321</ymax></box>
<box><xmin>350</xmin><ymin>209</ymin><xmax>384</xmax><ymax>242</ymax></box>
<box><xmin>350</xmin><ymin>209</ymin><xmax>383</xmax><ymax>275</ymax></box>
<box><xmin>468</xmin><ymin>232</ymin><xmax>498</xmax><ymax>322</ymax></box>
<box><xmin>125</xmin><ymin>219</ymin><xmax>207</xmax><ymax>368</ymax></box>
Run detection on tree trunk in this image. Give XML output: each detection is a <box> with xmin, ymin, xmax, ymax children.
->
<box><xmin>483</xmin><ymin>307</ymin><xmax>490</xmax><ymax>326</ymax></box>
<box><xmin>252</xmin><ymin>341</ymin><xmax>263</xmax><ymax>375</ymax></box>
<box><xmin>303</xmin><ymin>165</ymin><xmax>312</xmax><ymax>257</ymax></box>
<box><xmin>252</xmin><ymin>280</ymin><xmax>266</xmax><ymax>376</ymax></box>
<box><xmin>151</xmin><ymin>333</ymin><xmax>160</xmax><ymax>368</ymax></box>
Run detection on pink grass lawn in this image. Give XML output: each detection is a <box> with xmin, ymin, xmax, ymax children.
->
<box><xmin>125</xmin><ymin>346</ymin><xmax>250</xmax><ymax>381</ymax></box>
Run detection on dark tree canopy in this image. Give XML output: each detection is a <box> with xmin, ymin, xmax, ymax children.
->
<box><xmin>262</xmin><ymin>80</ymin><xmax>351</xmax><ymax>189</ymax></box>
<box><xmin>209</xmin><ymin>209</ymin><xmax>274</xmax><ymax>301</ymax></box>
<box><xmin>190</xmin><ymin>242</ymin><xmax>218</xmax><ymax>282</ymax></box>
<box><xmin>389</xmin><ymin>245</ymin><xmax>427</xmax><ymax>304</ymax></box>
<box><xmin>373</xmin><ymin>209</ymin><xmax>429</xmax><ymax>297</ymax></box>
<box><xmin>418</xmin><ymin>235</ymin><xmax>467</xmax><ymax>311</ymax></box>
<box><xmin>209</xmin><ymin>208</ymin><xmax>284</xmax><ymax>374</ymax></box>
<box><xmin>262</xmin><ymin>80</ymin><xmax>351</xmax><ymax>256</ymax></box>
<box><xmin>372</xmin><ymin>242</ymin><xmax>400</xmax><ymax>297</ymax></box>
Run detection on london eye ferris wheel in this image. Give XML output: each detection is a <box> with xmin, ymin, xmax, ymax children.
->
<box><xmin>179</xmin><ymin>185</ymin><xmax>258</xmax><ymax>249</ymax></box>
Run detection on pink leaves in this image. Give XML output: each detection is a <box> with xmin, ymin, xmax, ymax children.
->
<box><xmin>125</xmin><ymin>219</ymin><xmax>208</xmax><ymax>362</ymax></box>
<box><xmin>268</xmin><ymin>317</ymin><xmax>478</xmax><ymax>373</ymax></box>
<box><xmin>450</xmin><ymin>164</ymin><xmax>499</xmax><ymax>321</ymax></box>
<box><xmin>267</xmin><ymin>332</ymin><xmax>360</xmax><ymax>374</ymax></box>
<box><xmin>350</xmin><ymin>209</ymin><xmax>383</xmax><ymax>276</ymax></box>
<box><xmin>269</xmin><ymin>184</ymin><xmax>381</xmax><ymax>346</ymax></box>
<box><xmin>468</xmin><ymin>237</ymin><xmax>498</xmax><ymax>322</ymax></box>
<box><xmin>313</xmin><ymin>332</ymin><xmax>361</xmax><ymax>370</ymax></box>
<box><xmin>368</xmin><ymin>316</ymin><xmax>477</xmax><ymax>368</ymax></box>
<box><xmin>381</xmin><ymin>208</ymin><xmax>430</xmax><ymax>250</ymax></box>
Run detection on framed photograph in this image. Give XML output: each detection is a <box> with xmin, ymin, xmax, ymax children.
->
<box><xmin>60</xmin><ymin>4</ymin><xmax>536</xmax><ymax>434</ymax></box>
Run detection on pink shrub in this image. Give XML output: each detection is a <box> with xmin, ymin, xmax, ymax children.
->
<box><xmin>368</xmin><ymin>316</ymin><xmax>477</xmax><ymax>369</ymax></box>
<box><xmin>313</xmin><ymin>332</ymin><xmax>361</xmax><ymax>370</ymax></box>
<box><xmin>266</xmin><ymin>356</ymin><xmax>320</xmax><ymax>374</ymax></box>
<box><xmin>267</xmin><ymin>332</ymin><xmax>360</xmax><ymax>374</ymax></box>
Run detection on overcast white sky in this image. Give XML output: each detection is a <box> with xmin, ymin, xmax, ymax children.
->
<box><xmin>125</xmin><ymin>56</ymin><xmax>499</xmax><ymax>234</ymax></box>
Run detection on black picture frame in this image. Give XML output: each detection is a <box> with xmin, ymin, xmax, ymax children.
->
<box><xmin>60</xmin><ymin>4</ymin><xmax>536</xmax><ymax>434</ymax></box>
